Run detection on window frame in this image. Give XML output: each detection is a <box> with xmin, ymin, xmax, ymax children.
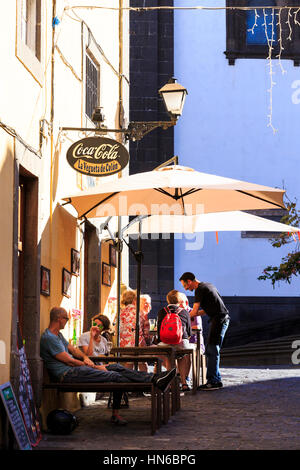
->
<box><xmin>225</xmin><ymin>0</ymin><xmax>300</xmax><ymax>66</ymax></box>
<box><xmin>16</xmin><ymin>0</ymin><xmax>43</xmax><ymax>85</ymax></box>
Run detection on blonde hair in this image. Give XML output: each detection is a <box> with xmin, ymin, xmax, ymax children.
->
<box><xmin>121</xmin><ymin>289</ymin><xmax>137</xmax><ymax>306</ymax></box>
<box><xmin>177</xmin><ymin>291</ymin><xmax>189</xmax><ymax>306</ymax></box>
<box><xmin>166</xmin><ymin>289</ymin><xmax>181</xmax><ymax>305</ymax></box>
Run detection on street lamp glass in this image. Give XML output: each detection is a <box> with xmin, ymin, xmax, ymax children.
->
<box><xmin>159</xmin><ymin>79</ymin><xmax>187</xmax><ymax>118</ymax></box>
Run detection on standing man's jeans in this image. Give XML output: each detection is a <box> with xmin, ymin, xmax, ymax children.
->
<box><xmin>205</xmin><ymin>317</ymin><xmax>230</xmax><ymax>384</ymax></box>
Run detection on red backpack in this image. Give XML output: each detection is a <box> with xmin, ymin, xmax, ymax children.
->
<box><xmin>160</xmin><ymin>307</ymin><xmax>183</xmax><ymax>345</ymax></box>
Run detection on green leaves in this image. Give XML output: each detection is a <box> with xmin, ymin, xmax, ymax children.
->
<box><xmin>258</xmin><ymin>195</ymin><xmax>299</xmax><ymax>288</ymax></box>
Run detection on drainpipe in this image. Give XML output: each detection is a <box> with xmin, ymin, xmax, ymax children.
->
<box><xmin>50</xmin><ymin>0</ymin><xmax>56</xmax><ymax>252</ymax></box>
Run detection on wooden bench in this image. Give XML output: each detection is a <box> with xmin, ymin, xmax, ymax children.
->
<box><xmin>42</xmin><ymin>355</ymin><xmax>171</xmax><ymax>435</ymax></box>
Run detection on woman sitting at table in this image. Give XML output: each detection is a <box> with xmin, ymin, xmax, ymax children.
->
<box><xmin>78</xmin><ymin>315</ymin><xmax>109</xmax><ymax>357</ymax></box>
<box><xmin>119</xmin><ymin>289</ymin><xmax>150</xmax><ymax>371</ymax></box>
<box><xmin>96</xmin><ymin>314</ymin><xmax>114</xmax><ymax>343</ymax></box>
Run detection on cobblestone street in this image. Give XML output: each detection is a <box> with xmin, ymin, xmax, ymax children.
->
<box><xmin>36</xmin><ymin>365</ymin><xmax>300</xmax><ymax>451</ymax></box>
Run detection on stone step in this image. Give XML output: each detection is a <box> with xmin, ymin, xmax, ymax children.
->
<box><xmin>221</xmin><ymin>334</ymin><xmax>300</xmax><ymax>366</ymax></box>
<box><xmin>224</xmin><ymin>315</ymin><xmax>300</xmax><ymax>348</ymax></box>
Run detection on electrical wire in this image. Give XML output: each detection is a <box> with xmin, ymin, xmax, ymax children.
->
<box><xmin>64</xmin><ymin>4</ymin><xmax>300</xmax><ymax>13</ymax></box>
<box><xmin>0</xmin><ymin>120</ymin><xmax>41</xmax><ymax>158</ymax></box>
<box><xmin>65</xmin><ymin>9</ymin><xmax>130</xmax><ymax>84</ymax></box>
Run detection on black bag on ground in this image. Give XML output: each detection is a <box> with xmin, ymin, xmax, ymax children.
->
<box><xmin>47</xmin><ymin>408</ymin><xmax>78</xmax><ymax>435</ymax></box>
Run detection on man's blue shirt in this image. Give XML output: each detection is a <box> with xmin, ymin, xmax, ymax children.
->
<box><xmin>40</xmin><ymin>329</ymin><xmax>72</xmax><ymax>380</ymax></box>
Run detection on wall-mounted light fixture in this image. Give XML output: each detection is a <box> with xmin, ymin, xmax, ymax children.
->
<box><xmin>60</xmin><ymin>78</ymin><xmax>187</xmax><ymax>141</ymax></box>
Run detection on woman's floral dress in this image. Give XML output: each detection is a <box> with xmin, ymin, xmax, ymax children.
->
<box><xmin>119</xmin><ymin>303</ymin><xmax>150</xmax><ymax>347</ymax></box>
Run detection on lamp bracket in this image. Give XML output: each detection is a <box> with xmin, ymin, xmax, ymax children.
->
<box><xmin>125</xmin><ymin>120</ymin><xmax>176</xmax><ymax>141</ymax></box>
<box><xmin>60</xmin><ymin>119</ymin><xmax>177</xmax><ymax>142</ymax></box>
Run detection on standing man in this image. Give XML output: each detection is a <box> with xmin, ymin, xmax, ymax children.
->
<box><xmin>179</xmin><ymin>272</ymin><xmax>230</xmax><ymax>390</ymax></box>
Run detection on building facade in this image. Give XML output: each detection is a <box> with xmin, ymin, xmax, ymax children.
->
<box><xmin>0</xmin><ymin>0</ymin><xmax>129</xmax><ymax>443</ymax></box>
<box><xmin>173</xmin><ymin>0</ymin><xmax>300</xmax><ymax>342</ymax></box>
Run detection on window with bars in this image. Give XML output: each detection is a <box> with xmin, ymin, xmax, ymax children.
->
<box><xmin>225</xmin><ymin>0</ymin><xmax>300</xmax><ymax>65</ymax></box>
<box><xmin>85</xmin><ymin>53</ymin><xmax>99</xmax><ymax>120</ymax></box>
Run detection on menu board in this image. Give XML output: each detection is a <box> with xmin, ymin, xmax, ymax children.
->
<box><xmin>17</xmin><ymin>324</ymin><xmax>42</xmax><ymax>446</ymax></box>
<box><xmin>0</xmin><ymin>382</ymin><xmax>31</xmax><ymax>450</ymax></box>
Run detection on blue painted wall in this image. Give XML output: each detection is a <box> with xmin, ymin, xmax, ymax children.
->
<box><xmin>174</xmin><ymin>0</ymin><xmax>300</xmax><ymax>296</ymax></box>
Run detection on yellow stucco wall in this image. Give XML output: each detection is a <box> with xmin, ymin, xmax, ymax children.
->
<box><xmin>0</xmin><ymin>135</ymin><xmax>14</xmax><ymax>384</ymax></box>
<box><xmin>0</xmin><ymin>0</ymin><xmax>130</xmax><ymax>434</ymax></box>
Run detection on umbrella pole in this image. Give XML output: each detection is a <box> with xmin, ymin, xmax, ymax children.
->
<box><xmin>135</xmin><ymin>220</ymin><xmax>142</xmax><ymax>349</ymax></box>
<box><xmin>116</xmin><ymin>216</ymin><xmax>122</xmax><ymax>347</ymax></box>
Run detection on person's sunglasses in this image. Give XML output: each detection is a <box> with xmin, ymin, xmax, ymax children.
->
<box><xmin>61</xmin><ymin>316</ymin><xmax>69</xmax><ymax>321</ymax></box>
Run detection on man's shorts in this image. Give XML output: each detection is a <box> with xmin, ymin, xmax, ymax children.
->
<box><xmin>157</xmin><ymin>339</ymin><xmax>191</xmax><ymax>350</ymax></box>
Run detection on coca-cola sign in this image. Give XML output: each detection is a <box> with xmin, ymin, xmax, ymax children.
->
<box><xmin>66</xmin><ymin>136</ymin><xmax>129</xmax><ymax>177</ymax></box>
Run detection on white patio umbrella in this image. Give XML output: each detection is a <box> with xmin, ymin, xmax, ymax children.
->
<box><xmin>123</xmin><ymin>211</ymin><xmax>299</xmax><ymax>236</ymax></box>
<box><xmin>62</xmin><ymin>165</ymin><xmax>286</xmax><ymax>347</ymax></box>
<box><xmin>63</xmin><ymin>165</ymin><xmax>285</xmax><ymax>219</ymax></box>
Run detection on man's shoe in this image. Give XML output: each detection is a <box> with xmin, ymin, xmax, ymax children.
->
<box><xmin>197</xmin><ymin>382</ymin><xmax>223</xmax><ymax>391</ymax></box>
<box><xmin>181</xmin><ymin>383</ymin><xmax>191</xmax><ymax>392</ymax></box>
<box><xmin>110</xmin><ymin>415</ymin><xmax>128</xmax><ymax>425</ymax></box>
<box><xmin>152</xmin><ymin>368</ymin><xmax>176</xmax><ymax>392</ymax></box>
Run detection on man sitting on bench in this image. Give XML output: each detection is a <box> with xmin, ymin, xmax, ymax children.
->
<box><xmin>40</xmin><ymin>307</ymin><xmax>176</xmax><ymax>426</ymax></box>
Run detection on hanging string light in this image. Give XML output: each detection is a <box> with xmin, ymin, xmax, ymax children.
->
<box><xmin>248</xmin><ymin>8</ymin><xmax>260</xmax><ymax>35</ymax></box>
<box><xmin>276</xmin><ymin>8</ymin><xmax>287</xmax><ymax>75</ymax></box>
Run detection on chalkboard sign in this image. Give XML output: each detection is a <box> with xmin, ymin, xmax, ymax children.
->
<box><xmin>0</xmin><ymin>382</ymin><xmax>31</xmax><ymax>450</ymax></box>
<box><xmin>17</xmin><ymin>324</ymin><xmax>42</xmax><ymax>446</ymax></box>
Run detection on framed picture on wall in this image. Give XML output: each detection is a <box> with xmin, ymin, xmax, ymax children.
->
<box><xmin>109</xmin><ymin>244</ymin><xmax>117</xmax><ymax>267</ymax></box>
<box><xmin>62</xmin><ymin>268</ymin><xmax>72</xmax><ymax>298</ymax></box>
<box><xmin>102</xmin><ymin>262</ymin><xmax>111</xmax><ymax>287</ymax></box>
<box><xmin>71</xmin><ymin>248</ymin><xmax>80</xmax><ymax>276</ymax></box>
<box><xmin>40</xmin><ymin>266</ymin><xmax>50</xmax><ymax>296</ymax></box>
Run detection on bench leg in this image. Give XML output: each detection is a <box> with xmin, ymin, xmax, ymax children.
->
<box><xmin>157</xmin><ymin>389</ymin><xmax>162</xmax><ymax>429</ymax></box>
<box><xmin>171</xmin><ymin>380</ymin><xmax>176</xmax><ymax>415</ymax></box>
<box><xmin>151</xmin><ymin>384</ymin><xmax>158</xmax><ymax>435</ymax></box>
<box><xmin>192</xmin><ymin>349</ymin><xmax>197</xmax><ymax>394</ymax></box>
<box><xmin>162</xmin><ymin>389</ymin><xmax>170</xmax><ymax>424</ymax></box>
<box><xmin>174</xmin><ymin>376</ymin><xmax>181</xmax><ymax>412</ymax></box>
<box><xmin>201</xmin><ymin>354</ymin><xmax>207</xmax><ymax>385</ymax></box>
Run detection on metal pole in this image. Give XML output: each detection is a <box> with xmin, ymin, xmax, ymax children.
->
<box><xmin>116</xmin><ymin>216</ymin><xmax>122</xmax><ymax>347</ymax></box>
<box><xmin>135</xmin><ymin>220</ymin><xmax>142</xmax><ymax>348</ymax></box>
